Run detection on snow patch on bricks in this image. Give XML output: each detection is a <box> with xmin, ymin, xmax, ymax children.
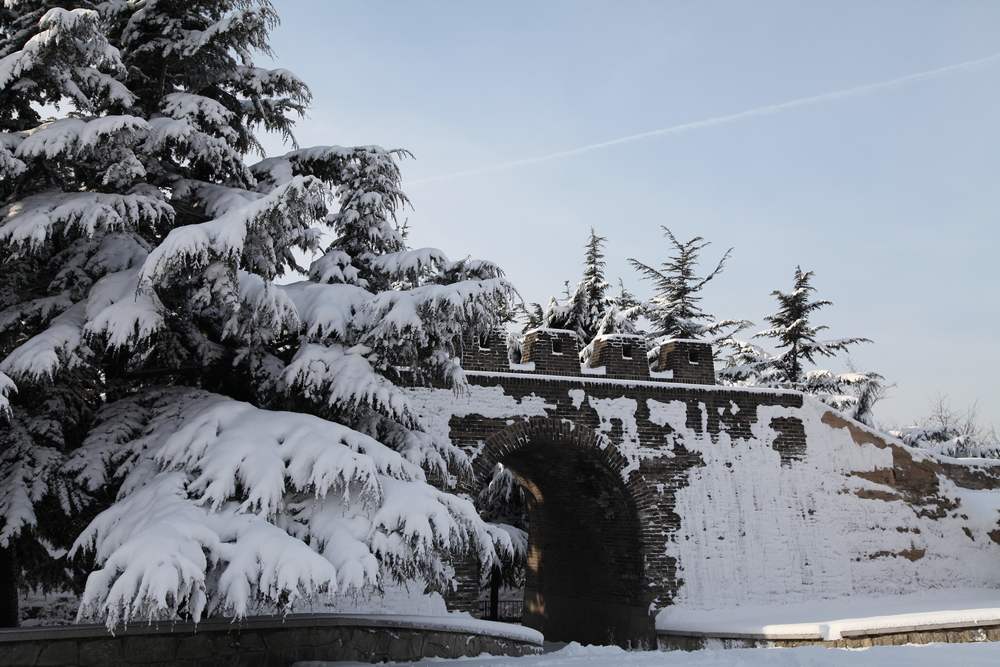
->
<box><xmin>406</xmin><ymin>385</ymin><xmax>556</xmax><ymax>451</ymax></box>
<box><xmin>666</xmin><ymin>396</ymin><xmax>1000</xmax><ymax>613</ymax></box>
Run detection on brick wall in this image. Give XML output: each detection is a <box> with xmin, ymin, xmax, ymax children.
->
<box><xmin>434</xmin><ymin>347</ymin><xmax>803</xmax><ymax>646</ymax></box>
<box><xmin>654</xmin><ymin>340</ymin><xmax>716</xmax><ymax>385</ymax></box>
<box><xmin>521</xmin><ymin>329</ymin><xmax>582</xmax><ymax>376</ymax></box>
<box><xmin>427</xmin><ymin>335</ymin><xmax>1000</xmax><ymax>648</ymax></box>
<box><xmin>588</xmin><ymin>335</ymin><xmax>650</xmax><ymax>380</ymax></box>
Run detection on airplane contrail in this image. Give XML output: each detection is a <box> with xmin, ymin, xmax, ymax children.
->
<box><xmin>410</xmin><ymin>51</ymin><xmax>1000</xmax><ymax>186</ymax></box>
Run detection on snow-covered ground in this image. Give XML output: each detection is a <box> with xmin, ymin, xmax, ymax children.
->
<box><xmin>303</xmin><ymin>641</ymin><xmax>1000</xmax><ymax>666</ymax></box>
<box><xmin>658</xmin><ymin>587</ymin><xmax>1000</xmax><ymax>640</ymax></box>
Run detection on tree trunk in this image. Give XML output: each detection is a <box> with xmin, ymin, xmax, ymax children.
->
<box><xmin>0</xmin><ymin>547</ymin><xmax>18</xmax><ymax>627</ymax></box>
<box><xmin>489</xmin><ymin>566</ymin><xmax>500</xmax><ymax>621</ymax></box>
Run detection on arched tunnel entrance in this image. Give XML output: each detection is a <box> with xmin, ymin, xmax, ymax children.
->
<box><xmin>478</xmin><ymin>428</ymin><xmax>653</xmax><ymax>647</ymax></box>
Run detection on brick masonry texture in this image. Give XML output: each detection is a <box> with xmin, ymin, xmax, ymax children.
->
<box><xmin>589</xmin><ymin>335</ymin><xmax>650</xmax><ymax>380</ymax></box>
<box><xmin>521</xmin><ymin>329</ymin><xmax>583</xmax><ymax>376</ymax></box>
<box><xmin>654</xmin><ymin>340</ymin><xmax>716</xmax><ymax>385</ymax></box>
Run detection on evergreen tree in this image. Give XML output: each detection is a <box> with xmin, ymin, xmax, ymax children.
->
<box><xmin>628</xmin><ymin>226</ymin><xmax>750</xmax><ymax>345</ymax></box>
<box><xmin>612</xmin><ymin>278</ymin><xmax>640</xmax><ymax>314</ymax></box>
<box><xmin>520</xmin><ymin>228</ymin><xmax>616</xmax><ymax>346</ymax></box>
<box><xmin>719</xmin><ymin>267</ymin><xmax>880</xmax><ymax>416</ymax></box>
<box><xmin>0</xmin><ymin>1</ymin><xmax>514</xmax><ymax>628</ymax></box>
<box><xmin>0</xmin><ymin>1</ymin><xmax>136</xmax><ymax>626</ymax></box>
<box><xmin>754</xmin><ymin>267</ymin><xmax>870</xmax><ymax>383</ymax></box>
<box><xmin>575</xmin><ymin>227</ymin><xmax>611</xmax><ymax>340</ymax></box>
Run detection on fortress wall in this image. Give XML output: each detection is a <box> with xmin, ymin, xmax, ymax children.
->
<box><xmin>407</xmin><ymin>371</ymin><xmax>1000</xmax><ymax>616</ymax></box>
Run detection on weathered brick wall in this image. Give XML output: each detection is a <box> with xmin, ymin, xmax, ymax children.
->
<box><xmin>654</xmin><ymin>340</ymin><xmax>716</xmax><ymax>385</ymax></box>
<box><xmin>521</xmin><ymin>329</ymin><xmax>582</xmax><ymax>376</ymax></box>
<box><xmin>405</xmin><ymin>332</ymin><xmax>1000</xmax><ymax>647</ymax></box>
<box><xmin>408</xmin><ymin>333</ymin><xmax>806</xmax><ymax>646</ymax></box>
<box><xmin>588</xmin><ymin>334</ymin><xmax>649</xmax><ymax>380</ymax></box>
<box><xmin>459</xmin><ymin>331</ymin><xmax>510</xmax><ymax>372</ymax></box>
<box><xmin>453</xmin><ymin>372</ymin><xmax>803</xmax><ymax>626</ymax></box>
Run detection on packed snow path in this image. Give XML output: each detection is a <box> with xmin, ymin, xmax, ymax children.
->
<box><xmin>300</xmin><ymin>641</ymin><xmax>1000</xmax><ymax>666</ymax></box>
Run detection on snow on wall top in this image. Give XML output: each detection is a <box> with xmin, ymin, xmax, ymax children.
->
<box><xmin>465</xmin><ymin>370</ymin><xmax>799</xmax><ymax>395</ymax></box>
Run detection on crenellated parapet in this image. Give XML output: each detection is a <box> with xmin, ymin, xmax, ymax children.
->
<box><xmin>651</xmin><ymin>339</ymin><xmax>716</xmax><ymax>385</ymax></box>
<box><xmin>586</xmin><ymin>333</ymin><xmax>650</xmax><ymax>380</ymax></box>
<box><xmin>461</xmin><ymin>329</ymin><xmax>718</xmax><ymax>386</ymax></box>
<box><xmin>520</xmin><ymin>328</ymin><xmax>582</xmax><ymax>376</ymax></box>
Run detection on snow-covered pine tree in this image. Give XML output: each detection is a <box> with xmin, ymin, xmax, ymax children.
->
<box><xmin>628</xmin><ymin>227</ymin><xmax>750</xmax><ymax>364</ymax></box>
<box><xmin>574</xmin><ymin>227</ymin><xmax>611</xmax><ymax>340</ymax></box>
<box><xmin>0</xmin><ymin>0</ymin><xmax>138</xmax><ymax>626</ymax></box>
<box><xmin>719</xmin><ymin>266</ymin><xmax>881</xmax><ymax>417</ymax></box>
<box><xmin>475</xmin><ymin>465</ymin><xmax>528</xmax><ymax>617</ymax></box>
<box><xmin>517</xmin><ymin>228</ymin><xmax>616</xmax><ymax>346</ymax></box>
<box><xmin>1</xmin><ymin>0</ymin><xmax>515</xmax><ymax>628</ymax></box>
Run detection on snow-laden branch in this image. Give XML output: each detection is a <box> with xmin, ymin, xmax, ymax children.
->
<box><xmin>0</xmin><ymin>7</ymin><xmax>133</xmax><ymax>110</ymax></box>
<box><xmin>283</xmin><ymin>343</ymin><xmax>416</xmax><ymax>426</ymax></box>
<box><xmin>356</xmin><ymin>278</ymin><xmax>513</xmax><ymax>351</ymax></box>
<box><xmin>0</xmin><ymin>425</ymin><xmax>65</xmax><ymax>547</ymax></box>
<box><xmin>139</xmin><ymin>176</ymin><xmax>324</xmax><ymax>285</ymax></box>
<box><xmin>0</xmin><ymin>191</ymin><xmax>172</xmax><ymax>251</ymax></box>
<box><xmin>84</xmin><ymin>268</ymin><xmax>165</xmax><ymax>350</ymax></box>
<box><xmin>277</xmin><ymin>280</ymin><xmax>372</xmax><ymax>342</ymax></box>
<box><xmin>0</xmin><ymin>301</ymin><xmax>86</xmax><ymax>380</ymax></box>
<box><xmin>0</xmin><ymin>293</ymin><xmax>74</xmax><ymax>336</ymax></box>
<box><xmin>69</xmin><ymin>388</ymin><xmax>507</xmax><ymax>628</ymax></box>
<box><xmin>0</xmin><ymin>372</ymin><xmax>15</xmax><ymax>419</ymax></box>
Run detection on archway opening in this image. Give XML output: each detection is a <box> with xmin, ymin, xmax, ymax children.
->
<box><xmin>494</xmin><ymin>439</ymin><xmax>650</xmax><ymax>647</ymax></box>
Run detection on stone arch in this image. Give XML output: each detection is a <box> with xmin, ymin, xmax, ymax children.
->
<box><xmin>467</xmin><ymin>417</ymin><xmax>654</xmax><ymax>647</ymax></box>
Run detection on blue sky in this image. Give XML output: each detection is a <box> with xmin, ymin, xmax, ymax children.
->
<box><xmin>265</xmin><ymin>1</ymin><xmax>1000</xmax><ymax>429</ymax></box>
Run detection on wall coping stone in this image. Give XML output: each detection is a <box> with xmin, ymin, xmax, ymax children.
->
<box><xmin>0</xmin><ymin>613</ymin><xmax>543</xmax><ymax>646</ymax></box>
<box><xmin>465</xmin><ymin>370</ymin><xmax>801</xmax><ymax>396</ymax></box>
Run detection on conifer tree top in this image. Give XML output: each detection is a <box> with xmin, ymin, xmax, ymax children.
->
<box><xmin>628</xmin><ymin>226</ymin><xmax>737</xmax><ymax>340</ymax></box>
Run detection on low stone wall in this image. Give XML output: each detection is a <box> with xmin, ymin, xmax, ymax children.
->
<box><xmin>658</xmin><ymin>623</ymin><xmax>1000</xmax><ymax>651</ymax></box>
<box><xmin>0</xmin><ymin>614</ymin><xmax>543</xmax><ymax>666</ymax></box>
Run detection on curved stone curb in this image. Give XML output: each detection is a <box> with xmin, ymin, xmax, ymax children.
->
<box><xmin>0</xmin><ymin>613</ymin><xmax>542</xmax><ymax>666</ymax></box>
